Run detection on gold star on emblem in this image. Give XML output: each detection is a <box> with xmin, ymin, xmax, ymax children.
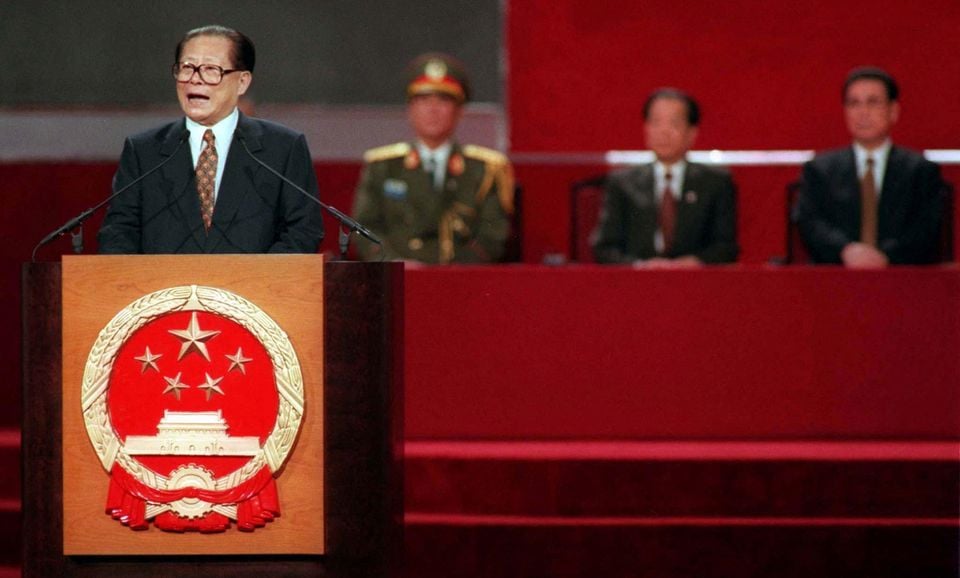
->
<box><xmin>225</xmin><ymin>347</ymin><xmax>253</xmax><ymax>374</ymax></box>
<box><xmin>162</xmin><ymin>372</ymin><xmax>190</xmax><ymax>400</ymax></box>
<box><xmin>197</xmin><ymin>372</ymin><xmax>225</xmax><ymax>401</ymax></box>
<box><xmin>133</xmin><ymin>346</ymin><xmax>162</xmax><ymax>373</ymax></box>
<box><xmin>168</xmin><ymin>312</ymin><xmax>220</xmax><ymax>361</ymax></box>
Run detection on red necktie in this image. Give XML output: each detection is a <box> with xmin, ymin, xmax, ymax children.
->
<box><xmin>659</xmin><ymin>170</ymin><xmax>677</xmax><ymax>255</ymax></box>
<box><xmin>860</xmin><ymin>157</ymin><xmax>877</xmax><ymax>246</ymax></box>
<box><xmin>196</xmin><ymin>129</ymin><xmax>218</xmax><ymax>231</ymax></box>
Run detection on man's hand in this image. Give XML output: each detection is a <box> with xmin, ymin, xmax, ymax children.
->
<box><xmin>841</xmin><ymin>243</ymin><xmax>889</xmax><ymax>269</ymax></box>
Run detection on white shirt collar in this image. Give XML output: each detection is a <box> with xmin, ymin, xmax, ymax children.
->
<box><xmin>417</xmin><ymin>141</ymin><xmax>452</xmax><ymax>164</ymax></box>
<box><xmin>185</xmin><ymin>107</ymin><xmax>239</xmax><ymax>153</ymax></box>
<box><xmin>852</xmin><ymin>139</ymin><xmax>892</xmax><ymax>164</ymax></box>
<box><xmin>852</xmin><ymin>139</ymin><xmax>891</xmax><ymax>192</ymax></box>
<box><xmin>416</xmin><ymin>141</ymin><xmax>452</xmax><ymax>190</ymax></box>
<box><xmin>185</xmin><ymin>108</ymin><xmax>239</xmax><ymax>200</ymax></box>
<box><xmin>654</xmin><ymin>159</ymin><xmax>687</xmax><ymax>199</ymax></box>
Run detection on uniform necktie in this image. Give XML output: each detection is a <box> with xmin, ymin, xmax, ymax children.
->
<box><xmin>422</xmin><ymin>153</ymin><xmax>441</xmax><ymax>191</ymax></box>
<box><xmin>196</xmin><ymin>129</ymin><xmax>218</xmax><ymax>231</ymax></box>
<box><xmin>659</xmin><ymin>170</ymin><xmax>677</xmax><ymax>255</ymax></box>
<box><xmin>860</xmin><ymin>156</ymin><xmax>877</xmax><ymax>246</ymax></box>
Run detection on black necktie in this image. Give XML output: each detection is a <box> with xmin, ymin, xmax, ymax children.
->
<box><xmin>422</xmin><ymin>154</ymin><xmax>439</xmax><ymax>191</ymax></box>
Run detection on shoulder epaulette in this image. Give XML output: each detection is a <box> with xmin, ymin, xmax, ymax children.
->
<box><xmin>363</xmin><ymin>142</ymin><xmax>411</xmax><ymax>163</ymax></box>
<box><xmin>462</xmin><ymin>145</ymin><xmax>515</xmax><ymax>215</ymax></box>
<box><xmin>462</xmin><ymin>144</ymin><xmax>508</xmax><ymax>166</ymax></box>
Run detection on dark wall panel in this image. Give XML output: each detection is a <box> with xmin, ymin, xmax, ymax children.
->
<box><xmin>0</xmin><ymin>0</ymin><xmax>501</xmax><ymax>106</ymax></box>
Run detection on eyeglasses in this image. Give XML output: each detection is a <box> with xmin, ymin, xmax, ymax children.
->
<box><xmin>172</xmin><ymin>63</ymin><xmax>242</xmax><ymax>85</ymax></box>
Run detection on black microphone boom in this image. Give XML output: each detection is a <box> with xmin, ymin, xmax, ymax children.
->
<box><xmin>32</xmin><ymin>129</ymin><xmax>190</xmax><ymax>261</ymax></box>
<box><xmin>237</xmin><ymin>134</ymin><xmax>382</xmax><ymax>256</ymax></box>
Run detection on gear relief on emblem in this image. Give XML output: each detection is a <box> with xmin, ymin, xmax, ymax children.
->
<box><xmin>81</xmin><ymin>285</ymin><xmax>305</xmax><ymax>533</ymax></box>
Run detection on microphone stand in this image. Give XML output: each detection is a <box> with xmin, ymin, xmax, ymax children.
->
<box><xmin>32</xmin><ymin>130</ymin><xmax>381</xmax><ymax>262</ymax></box>
<box><xmin>238</xmin><ymin>135</ymin><xmax>381</xmax><ymax>261</ymax></box>
<box><xmin>33</xmin><ymin>193</ymin><xmax>119</xmax><ymax>261</ymax></box>
<box><xmin>31</xmin><ymin>130</ymin><xmax>190</xmax><ymax>262</ymax></box>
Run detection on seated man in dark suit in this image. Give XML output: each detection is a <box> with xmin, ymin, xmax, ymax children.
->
<box><xmin>591</xmin><ymin>88</ymin><xmax>738</xmax><ymax>267</ymax></box>
<box><xmin>352</xmin><ymin>53</ymin><xmax>514</xmax><ymax>264</ymax></box>
<box><xmin>98</xmin><ymin>25</ymin><xmax>323</xmax><ymax>254</ymax></box>
<box><xmin>793</xmin><ymin>67</ymin><xmax>944</xmax><ymax>267</ymax></box>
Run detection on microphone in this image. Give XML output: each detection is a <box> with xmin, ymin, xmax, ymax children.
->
<box><xmin>236</xmin><ymin>133</ymin><xmax>382</xmax><ymax>258</ymax></box>
<box><xmin>32</xmin><ymin>129</ymin><xmax>190</xmax><ymax>261</ymax></box>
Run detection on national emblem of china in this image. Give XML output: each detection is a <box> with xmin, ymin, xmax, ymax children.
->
<box><xmin>81</xmin><ymin>284</ymin><xmax>305</xmax><ymax>533</ymax></box>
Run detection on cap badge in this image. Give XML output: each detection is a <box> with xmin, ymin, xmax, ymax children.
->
<box><xmin>424</xmin><ymin>59</ymin><xmax>447</xmax><ymax>80</ymax></box>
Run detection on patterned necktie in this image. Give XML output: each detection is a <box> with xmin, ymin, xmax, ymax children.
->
<box><xmin>196</xmin><ymin>129</ymin><xmax>218</xmax><ymax>231</ymax></box>
<box><xmin>860</xmin><ymin>156</ymin><xmax>877</xmax><ymax>246</ymax></box>
<box><xmin>659</xmin><ymin>170</ymin><xmax>677</xmax><ymax>255</ymax></box>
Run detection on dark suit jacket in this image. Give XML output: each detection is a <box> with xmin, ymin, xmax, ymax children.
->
<box><xmin>98</xmin><ymin>113</ymin><xmax>323</xmax><ymax>254</ymax></box>
<box><xmin>793</xmin><ymin>146</ymin><xmax>943</xmax><ymax>264</ymax></box>
<box><xmin>591</xmin><ymin>162</ymin><xmax>738</xmax><ymax>263</ymax></box>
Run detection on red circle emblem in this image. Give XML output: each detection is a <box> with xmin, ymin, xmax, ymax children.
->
<box><xmin>82</xmin><ymin>285</ymin><xmax>305</xmax><ymax>533</ymax></box>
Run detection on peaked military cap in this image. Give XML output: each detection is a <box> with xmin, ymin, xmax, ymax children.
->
<box><xmin>405</xmin><ymin>52</ymin><xmax>471</xmax><ymax>103</ymax></box>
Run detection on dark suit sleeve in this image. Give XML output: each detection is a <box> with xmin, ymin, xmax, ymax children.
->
<box><xmin>793</xmin><ymin>160</ymin><xmax>852</xmax><ymax>264</ymax></box>
<box><xmin>268</xmin><ymin>134</ymin><xmax>324</xmax><ymax>253</ymax></box>
<box><xmin>693</xmin><ymin>172</ymin><xmax>738</xmax><ymax>264</ymax></box>
<box><xmin>880</xmin><ymin>160</ymin><xmax>944</xmax><ymax>264</ymax></box>
<box><xmin>591</xmin><ymin>177</ymin><xmax>634</xmax><ymax>264</ymax></box>
<box><xmin>98</xmin><ymin>137</ymin><xmax>143</xmax><ymax>254</ymax></box>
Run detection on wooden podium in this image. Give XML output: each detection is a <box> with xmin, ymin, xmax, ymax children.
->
<box><xmin>21</xmin><ymin>256</ymin><xmax>404</xmax><ymax>577</ymax></box>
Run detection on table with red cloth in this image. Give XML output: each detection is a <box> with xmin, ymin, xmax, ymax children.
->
<box><xmin>404</xmin><ymin>265</ymin><xmax>960</xmax><ymax>441</ymax></box>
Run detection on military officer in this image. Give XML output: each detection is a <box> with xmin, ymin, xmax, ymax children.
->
<box><xmin>352</xmin><ymin>53</ymin><xmax>514</xmax><ymax>263</ymax></box>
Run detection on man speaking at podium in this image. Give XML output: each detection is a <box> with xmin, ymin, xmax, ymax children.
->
<box><xmin>98</xmin><ymin>25</ymin><xmax>323</xmax><ymax>254</ymax></box>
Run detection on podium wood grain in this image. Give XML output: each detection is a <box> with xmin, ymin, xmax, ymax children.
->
<box><xmin>23</xmin><ymin>258</ymin><xmax>403</xmax><ymax>577</ymax></box>
<box><xmin>62</xmin><ymin>255</ymin><xmax>325</xmax><ymax>555</ymax></box>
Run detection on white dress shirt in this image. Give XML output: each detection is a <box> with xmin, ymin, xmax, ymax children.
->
<box><xmin>652</xmin><ymin>160</ymin><xmax>687</xmax><ymax>254</ymax></box>
<box><xmin>186</xmin><ymin>107</ymin><xmax>239</xmax><ymax>202</ymax></box>
<box><xmin>417</xmin><ymin>141</ymin><xmax>452</xmax><ymax>191</ymax></box>
<box><xmin>853</xmin><ymin>139</ymin><xmax>892</xmax><ymax>196</ymax></box>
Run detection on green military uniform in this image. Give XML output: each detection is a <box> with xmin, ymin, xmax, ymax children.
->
<box><xmin>353</xmin><ymin>141</ymin><xmax>514</xmax><ymax>263</ymax></box>
<box><xmin>352</xmin><ymin>51</ymin><xmax>515</xmax><ymax>263</ymax></box>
